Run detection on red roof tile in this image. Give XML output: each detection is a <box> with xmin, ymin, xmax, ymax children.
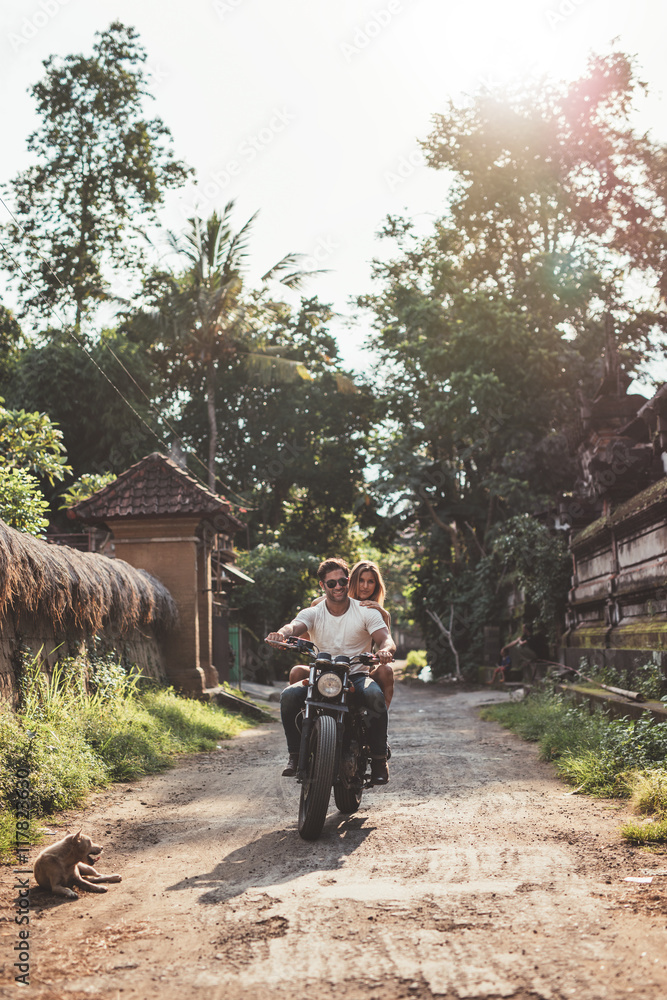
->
<box><xmin>69</xmin><ymin>453</ymin><xmax>243</xmax><ymax>531</ymax></box>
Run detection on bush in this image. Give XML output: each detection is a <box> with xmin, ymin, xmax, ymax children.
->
<box><xmin>589</xmin><ymin>658</ymin><xmax>666</xmax><ymax>702</ymax></box>
<box><xmin>405</xmin><ymin>649</ymin><xmax>428</xmax><ymax>674</ymax></box>
<box><xmin>628</xmin><ymin>769</ymin><xmax>667</xmax><ymax>816</ymax></box>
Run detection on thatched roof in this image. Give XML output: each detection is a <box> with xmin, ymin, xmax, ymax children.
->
<box><xmin>69</xmin><ymin>452</ymin><xmax>243</xmax><ymax>532</ymax></box>
<box><xmin>0</xmin><ymin>520</ymin><xmax>177</xmax><ymax>635</ymax></box>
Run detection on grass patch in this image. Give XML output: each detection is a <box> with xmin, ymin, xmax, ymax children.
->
<box><xmin>620</xmin><ymin>816</ymin><xmax>667</xmax><ymax>845</ymax></box>
<box><xmin>628</xmin><ymin>769</ymin><xmax>667</xmax><ymax>816</ymax></box>
<box><xmin>481</xmin><ymin>690</ymin><xmax>667</xmax><ymax>842</ymax></box>
<box><xmin>480</xmin><ymin>692</ymin><xmax>607</xmax><ymax>763</ymax></box>
<box><xmin>0</xmin><ymin>652</ymin><xmax>256</xmax><ymax>862</ymax></box>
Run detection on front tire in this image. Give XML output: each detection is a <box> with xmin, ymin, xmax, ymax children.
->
<box><xmin>298</xmin><ymin>715</ymin><xmax>336</xmax><ymax>840</ymax></box>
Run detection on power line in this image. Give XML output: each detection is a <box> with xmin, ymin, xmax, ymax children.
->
<box><xmin>0</xmin><ymin>237</ymin><xmax>173</xmax><ymax>454</ymax></box>
<box><xmin>0</xmin><ymin>199</ymin><xmax>255</xmax><ymax>509</ymax></box>
<box><xmin>100</xmin><ymin>336</ymin><xmax>255</xmax><ymax>508</ymax></box>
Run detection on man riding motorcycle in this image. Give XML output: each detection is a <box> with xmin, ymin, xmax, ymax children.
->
<box><xmin>266</xmin><ymin>557</ymin><xmax>396</xmax><ymax>785</ymax></box>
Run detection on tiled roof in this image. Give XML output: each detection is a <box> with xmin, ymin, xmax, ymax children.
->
<box><xmin>69</xmin><ymin>452</ymin><xmax>244</xmax><ymax>531</ymax></box>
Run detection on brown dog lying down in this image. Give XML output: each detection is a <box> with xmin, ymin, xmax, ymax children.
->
<box><xmin>34</xmin><ymin>831</ymin><xmax>122</xmax><ymax>899</ymax></box>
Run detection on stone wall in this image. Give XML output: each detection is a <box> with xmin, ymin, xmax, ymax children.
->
<box><xmin>563</xmin><ymin>477</ymin><xmax>667</xmax><ymax>674</ymax></box>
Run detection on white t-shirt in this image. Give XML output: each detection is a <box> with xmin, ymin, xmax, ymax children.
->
<box><xmin>293</xmin><ymin>599</ymin><xmax>386</xmax><ymax>674</ymax></box>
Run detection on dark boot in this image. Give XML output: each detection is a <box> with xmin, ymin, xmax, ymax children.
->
<box><xmin>370</xmin><ymin>756</ymin><xmax>389</xmax><ymax>785</ymax></box>
<box><xmin>282</xmin><ymin>752</ymin><xmax>299</xmax><ymax>777</ymax></box>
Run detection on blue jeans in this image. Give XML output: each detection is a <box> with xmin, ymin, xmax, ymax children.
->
<box><xmin>280</xmin><ymin>673</ymin><xmax>388</xmax><ymax>756</ymax></box>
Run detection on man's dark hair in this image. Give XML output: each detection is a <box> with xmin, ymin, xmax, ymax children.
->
<box><xmin>317</xmin><ymin>557</ymin><xmax>349</xmax><ymax>582</ymax></box>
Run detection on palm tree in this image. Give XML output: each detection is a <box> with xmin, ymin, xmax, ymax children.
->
<box><xmin>154</xmin><ymin>203</ymin><xmax>320</xmax><ymax>490</ymax></box>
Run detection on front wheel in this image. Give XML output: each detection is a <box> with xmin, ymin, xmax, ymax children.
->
<box><xmin>298</xmin><ymin>715</ymin><xmax>336</xmax><ymax>840</ymax></box>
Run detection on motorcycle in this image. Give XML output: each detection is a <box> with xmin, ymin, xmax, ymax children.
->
<box><xmin>267</xmin><ymin>636</ymin><xmax>384</xmax><ymax>841</ymax></box>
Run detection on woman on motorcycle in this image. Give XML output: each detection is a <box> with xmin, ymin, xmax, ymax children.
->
<box><xmin>289</xmin><ymin>560</ymin><xmax>395</xmax><ymax>707</ymax></box>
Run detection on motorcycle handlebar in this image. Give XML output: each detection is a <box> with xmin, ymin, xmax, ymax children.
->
<box><xmin>264</xmin><ymin>636</ymin><xmax>386</xmax><ymax>665</ymax></box>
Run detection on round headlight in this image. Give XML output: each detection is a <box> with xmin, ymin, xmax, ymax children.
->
<box><xmin>317</xmin><ymin>672</ymin><xmax>343</xmax><ymax>698</ymax></box>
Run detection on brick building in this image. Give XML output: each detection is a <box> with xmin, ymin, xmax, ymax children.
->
<box><xmin>70</xmin><ymin>452</ymin><xmax>251</xmax><ymax>693</ymax></box>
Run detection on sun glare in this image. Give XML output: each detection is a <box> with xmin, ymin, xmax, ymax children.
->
<box><xmin>399</xmin><ymin>0</ymin><xmax>647</xmax><ymax>103</ymax></box>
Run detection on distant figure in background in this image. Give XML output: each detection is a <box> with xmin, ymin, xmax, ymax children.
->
<box><xmin>487</xmin><ymin>652</ymin><xmax>512</xmax><ymax>685</ymax></box>
<box><xmin>500</xmin><ymin>623</ymin><xmax>547</xmax><ymax>682</ymax></box>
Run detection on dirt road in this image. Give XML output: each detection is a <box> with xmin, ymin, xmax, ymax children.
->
<box><xmin>3</xmin><ymin>681</ymin><xmax>667</xmax><ymax>999</ymax></box>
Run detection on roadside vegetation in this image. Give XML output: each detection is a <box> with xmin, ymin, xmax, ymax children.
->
<box><xmin>0</xmin><ymin>652</ymin><xmax>255</xmax><ymax>862</ymax></box>
<box><xmin>481</xmin><ymin>692</ymin><xmax>667</xmax><ymax>845</ymax></box>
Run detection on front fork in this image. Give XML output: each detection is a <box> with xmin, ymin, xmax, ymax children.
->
<box><xmin>296</xmin><ymin>665</ymin><xmax>350</xmax><ymax>782</ymax></box>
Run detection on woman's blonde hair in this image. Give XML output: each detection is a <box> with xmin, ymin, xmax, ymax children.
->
<box><xmin>349</xmin><ymin>560</ymin><xmax>386</xmax><ymax>606</ymax></box>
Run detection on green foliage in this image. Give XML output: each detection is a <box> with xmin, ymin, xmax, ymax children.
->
<box><xmin>60</xmin><ymin>472</ymin><xmax>117</xmax><ymax>509</ymax></box>
<box><xmin>481</xmin><ymin>692</ymin><xmax>607</xmax><ymax>760</ymax></box>
<box><xmin>235</xmin><ymin>544</ymin><xmax>320</xmax><ymax>641</ymax></box>
<box><xmin>595</xmin><ymin>714</ymin><xmax>667</xmax><ymax>774</ymax></box>
<box><xmin>590</xmin><ymin>658</ymin><xmax>666</xmax><ymax>702</ymax></box>
<box><xmin>2</xmin><ymin>21</ymin><xmax>190</xmax><ymax>328</ymax></box>
<box><xmin>621</xmin><ymin>770</ymin><xmax>667</xmax><ymax>843</ymax></box>
<box><xmin>404</xmin><ymin>650</ymin><xmax>428</xmax><ymax>677</ymax></box>
<box><xmin>0</xmin><ymin>650</ymin><xmax>253</xmax><ymax>860</ymax></box>
<box><xmin>628</xmin><ymin>769</ymin><xmax>667</xmax><ymax>816</ymax></box>
<box><xmin>620</xmin><ymin>816</ymin><xmax>667</xmax><ymax>845</ymax></box>
<box><xmin>492</xmin><ymin>515</ymin><xmax>571</xmax><ymax>638</ymax></box>
<box><xmin>0</xmin><ymin>467</ymin><xmax>50</xmax><ymax>534</ymax></box>
<box><xmin>0</xmin><ymin>398</ymin><xmax>69</xmax><ymax>482</ymax></box>
<box><xmin>0</xmin><ymin>396</ymin><xmax>69</xmax><ymax>533</ymax></box>
<box><xmin>422</xmin><ymin>50</ymin><xmax>667</xmax><ymax>307</ymax></box>
<box><xmin>149</xmin><ymin>292</ymin><xmax>376</xmax><ymax>553</ymax></box>
<box><xmin>360</xmin><ymin>52</ymin><xmax>667</xmax><ymax>666</ymax></box>
<box><xmin>139</xmin><ymin>206</ymin><xmax>323</xmax><ymax>490</ymax></box>
<box><xmin>0</xmin><ymin>303</ymin><xmax>22</xmax><ymax>389</ymax></box>
<box><xmin>412</xmin><ymin>537</ymin><xmax>502</xmax><ymax>676</ymax></box>
<box><xmin>6</xmin><ymin>329</ymin><xmax>158</xmax><ymax>486</ymax></box>
<box><xmin>483</xmin><ymin>692</ymin><xmax>667</xmax><ymax>801</ymax></box>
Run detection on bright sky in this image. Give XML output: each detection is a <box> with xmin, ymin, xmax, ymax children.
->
<box><xmin>1</xmin><ymin>0</ymin><xmax>666</xmax><ymax>372</ymax></box>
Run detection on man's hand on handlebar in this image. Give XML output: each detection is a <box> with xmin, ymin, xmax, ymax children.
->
<box><xmin>266</xmin><ymin>631</ymin><xmax>290</xmax><ymax>647</ymax></box>
<box><xmin>375</xmin><ymin>649</ymin><xmax>394</xmax><ymax>665</ymax></box>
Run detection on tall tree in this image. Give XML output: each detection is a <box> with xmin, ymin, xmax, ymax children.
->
<box><xmin>360</xmin><ymin>51</ymin><xmax>667</xmax><ymax>671</ymax></box>
<box><xmin>362</xmin><ymin>51</ymin><xmax>667</xmax><ymax>552</ymax></box>
<box><xmin>2</xmin><ymin>21</ymin><xmax>190</xmax><ymax>330</ymax></box>
<box><xmin>139</xmin><ymin>205</ymin><xmax>321</xmax><ymax>490</ymax></box>
<box><xmin>421</xmin><ymin>50</ymin><xmax>667</xmax><ymax>338</ymax></box>
<box><xmin>145</xmin><ymin>292</ymin><xmax>376</xmax><ymax>555</ymax></box>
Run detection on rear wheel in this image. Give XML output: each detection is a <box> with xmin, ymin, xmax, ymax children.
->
<box><xmin>334</xmin><ymin>781</ymin><xmax>363</xmax><ymax>814</ymax></box>
<box><xmin>298</xmin><ymin>715</ymin><xmax>336</xmax><ymax>840</ymax></box>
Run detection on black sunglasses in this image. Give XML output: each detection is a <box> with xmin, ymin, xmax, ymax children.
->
<box><xmin>324</xmin><ymin>577</ymin><xmax>349</xmax><ymax>589</ymax></box>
